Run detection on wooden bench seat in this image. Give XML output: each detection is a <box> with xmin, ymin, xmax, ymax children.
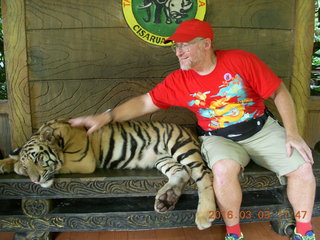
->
<box><xmin>0</xmin><ymin>151</ymin><xmax>319</xmax><ymax>240</ymax></box>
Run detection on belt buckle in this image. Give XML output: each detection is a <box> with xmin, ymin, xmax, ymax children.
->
<box><xmin>206</xmin><ymin>131</ymin><xmax>215</xmax><ymax>136</ymax></box>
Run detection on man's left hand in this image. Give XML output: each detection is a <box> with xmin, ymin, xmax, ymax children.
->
<box><xmin>286</xmin><ymin>135</ymin><xmax>314</xmax><ymax>164</ymax></box>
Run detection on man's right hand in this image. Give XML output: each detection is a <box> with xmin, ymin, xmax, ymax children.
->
<box><xmin>68</xmin><ymin>111</ymin><xmax>112</xmax><ymax>135</ymax></box>
<box><xmin>69</xmin><ymin>93</ymin><xmax>159</xmax><ymax>135</ymax></box>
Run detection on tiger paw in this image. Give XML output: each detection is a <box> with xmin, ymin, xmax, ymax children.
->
<box><xmin>0</xmin><ymin>158</ymin><xmax>15</xmax><ymax>174</ymax></box>
<box><xmin>195</xmin><ymin>201</ymin><xmax>216</xmax><ymax>230</ymax></box>
<box><xmin>195</xmin><ymin>211</ymin><xmax>214</xmax><ymax>230</ymax></box>
<box><xmin>154</xmin><ymin>187</ymin><xmax>181</xmax><ymax>213</ymax></box>
<box><xmin>13</xmin><ymin>161</ymin><xmax>28</xmax><ymax>176</ymax></box>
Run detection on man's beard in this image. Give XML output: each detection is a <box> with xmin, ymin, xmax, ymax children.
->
<box><xmin>179</xmin><ymin>59</ymin><xmax>191</xmax><ymax>71</ymax></box>
<box><xmin>180</xmin><ymin>64</ymin><xmax>190</xmax><ymax>71</ymax></box>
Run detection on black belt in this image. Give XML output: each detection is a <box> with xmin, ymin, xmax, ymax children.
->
<box><xmin>197</xmin><ymin>113</ymin><xmax>269</xmax><ymax>141</ymax></box>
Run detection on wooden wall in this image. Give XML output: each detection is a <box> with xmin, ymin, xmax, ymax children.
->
<box><xmin>1</xmin><ymin>0</ymin><xmax>32</xmax><ymax>149</ymax></box>
<box><xmin>0</xmin><ymin>101</ymin><xmax>11</xmax><ymax>156</ymax></box>
<box><xmin>306</xmin><ymin>97</ymin><xmax>320</xmax><ymax>148</ymax></box>
<box><xmin>1</xmin><ymin>0</ymin><xmax>318</xmax><ymax>150</ymax></box>
<box><xmin>26</xmin><ymin>0</ymin><xmax>295</xmax><ymax>127</ymax></box>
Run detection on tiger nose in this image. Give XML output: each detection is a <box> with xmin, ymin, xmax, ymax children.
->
<box><xmin>32</xmin><ymin>176</ymin><xmax>41</xmax><ymax>184</ymax></box>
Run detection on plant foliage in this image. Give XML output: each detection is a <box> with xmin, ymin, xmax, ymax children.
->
<box><xmin>311</xmin><ymin>0</ymin><xmax>320</xmax><ymax>96</ymax></box>
<box><xmin>0</xmin><ymin>5</ymin><xmax>7</xmax><ymax>100</ymax></box>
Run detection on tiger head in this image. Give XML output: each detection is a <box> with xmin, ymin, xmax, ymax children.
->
<box><xmin>10</xmin><ymin>122</ymin><xmax>65</xmax><ymax>188</ymax></box>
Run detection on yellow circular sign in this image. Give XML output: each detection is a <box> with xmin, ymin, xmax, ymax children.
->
<box><xmin>122</xmin><ymin>0</ymin><xmax>207</xmax><ymax>46</ymax></box>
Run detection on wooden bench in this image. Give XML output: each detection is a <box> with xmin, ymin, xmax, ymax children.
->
<box><xmin>0</xmin><ymin>151</ymin><xmax>319</xmax><ymax>240</ymax></box>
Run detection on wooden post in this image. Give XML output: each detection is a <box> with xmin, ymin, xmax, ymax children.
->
<box><xmin>291</xmin><ymin>0</ymin><xmax>314</xmax><ymax>137</ymax></box>
<box><xmin>2</xmin><ymin>0</ymin><xmax>32</xmax><ymax>147</ymax></box>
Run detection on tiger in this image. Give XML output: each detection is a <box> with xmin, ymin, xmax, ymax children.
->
<box><xmin>0</xmin><ymin>119</ymin><xmax>216</xmax><ymax>230</ymax></box>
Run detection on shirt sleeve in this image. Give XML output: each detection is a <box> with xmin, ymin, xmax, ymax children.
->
<box><xmin>149</xmin><ymin>74</ymin><xmax>175</xmax><ymax>109</ymax></box>
<box><xmin>240</xmin><ymin>51</ymin><xmax>282</xmax><ymax>99</ymax></box>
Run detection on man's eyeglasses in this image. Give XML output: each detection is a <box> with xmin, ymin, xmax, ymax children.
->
<box><xmin>171</xmin><ymin>38</ymin><xmax>205</xmax><ymax>53</ymax></box>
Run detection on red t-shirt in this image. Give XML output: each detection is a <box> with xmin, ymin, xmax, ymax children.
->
<box><xmin>149</xmin><ymin>49</ymin><xmax>282</xmax><ymax>131</ymax></box>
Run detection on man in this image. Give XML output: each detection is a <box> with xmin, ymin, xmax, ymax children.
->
<box><xmin>69</xmin><ymin>19</ymin><xmax>316</xmax><ymax>240</ymax></box>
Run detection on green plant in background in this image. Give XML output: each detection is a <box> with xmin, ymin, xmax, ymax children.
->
<box><xmin>0</xmin><ymin>5</ymin><xmax>7</xmax><ymax>100</ymax></box>
<box><xmin>311</xmin><ymin>0</ymin><xmax>320</xmax><ymax>96</ymax></box>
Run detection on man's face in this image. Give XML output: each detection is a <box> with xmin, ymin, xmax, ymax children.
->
<box><xmin>173</xmin><ymin>38</ymin><xmax>206</xmax><ymax>70</ymax></box>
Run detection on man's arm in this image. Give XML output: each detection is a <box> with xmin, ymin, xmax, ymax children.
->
<box><xmin>69</xmin><ymin>93</ymin><xmax>160</xmax><ymax>134</ymax></box>
<box><xmin>270</xmin><ymin>82</ymin><xmax>313</xmax><ymax>163</ymax></box>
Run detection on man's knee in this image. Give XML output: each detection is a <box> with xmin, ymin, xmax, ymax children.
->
<box><xmin>286</xmin><ymin>163</ymin><xmax>315</xmax><ymax>182</ymax></box>
<box><xmin>212</xmin><ymin>159</ymin><xmax>241</xmax><ymax>185</ymax></box>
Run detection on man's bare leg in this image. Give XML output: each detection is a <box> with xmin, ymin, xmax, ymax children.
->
<box><xmin>212</xmin><ymin>159</ymin><xmax>242</xmax><ymax>227</ymax></box>
<box><xmin>286</xmin><ymin>163</ymin><xmax>316</xmax><ymax>235</ymax></box>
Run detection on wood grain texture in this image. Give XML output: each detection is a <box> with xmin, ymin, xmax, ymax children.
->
<box><xmin>207</xmin><ymin>0</ymin><xmax>294</xmax><ymax>29</ymax></box>
<box><xmin>24</xmin><ymin>0</ymin><xmax>295</xmax><ymax>129</ymax></box>
<box><xmin>0</xmin><ymin>100</ymin><xmax>9</xmax><ymax>114</ymax></box>
<box><xmin>305</xmin><ymin>110</ymin><xmax>320</xmax><ymax>148</ymax></box>
<box><xmin>2</xmin><ymin>218</ymin><xmax>320</xmax><ymax>239</ymax></box>
<box><xmin>27</xmin><ymin>28</ymin><xmax>292</xmax><ymax>82</ymax></box>
<box><xmin>29</xmin><ymin>77</ymin><xmax>289</xmax><ymax>130</ymax></box>
<box><xmin>214</xmin><ymin>28</ymin><xmax>293</xmax><ymax>78</ymax></box>
<box><xmin>0</xmin><ymin>114</ymin><xmax>11</xmax><ymax>157</ymax></box>
<box><xmin>0</xmin><ymin>101</ymin><xmax>11</xmax><ymax>154</ymax></box>
<box><xmin>308</xmin><ymin>96</ymin><xmax>320</xmax><ymax>111</ymax></box>
<box><xmin>290</xmin><ymin>0</ymin><xmax>314</xmax><ymax>136</ymax></box>
<box><xmin>29</xmin><ymin>79</ymin><xmax>196</xmax><ymax>129</ymax></box>
<box><xmin>27</xmin><ymin>28</ymin><xmax>178</xmax><ymax>81</ymax></box>
<box><xmin>26</xmin><ymin>0</ymin><xmax>126</xmax><ymax>30</ymax></box>
<box><xmin>307</xmin><ymin>97</ymin><xmax>320</xmax><ymax>148</ymax></box>
<box><xmin>2</xmin><ymin>0</ymin><xmax>32</xmax><ymax>147</ymax></box>
<box><xmin>0</xmin><ymin>232</ymin><xmax>14</xmax><ymax>240</ymax></box>
<box><xmin>3</xmin><ymin>0</ymin><xmax>310</xmax><ymax>145</ymax></box>
<box><xmin>154</xmin><ymin>228</ymin><xmax>185</xmax><ymax>240</ymax></box>
<box><xmin>25</xmin><ymin>0</ymin><xmax>294</xmax><ymax>30</ymax></box>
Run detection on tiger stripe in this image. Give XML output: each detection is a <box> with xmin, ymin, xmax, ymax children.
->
<box><xmin>1</xmin><ymin>118</ymin><xmax>216</xmax><ymax>230</ymax></box>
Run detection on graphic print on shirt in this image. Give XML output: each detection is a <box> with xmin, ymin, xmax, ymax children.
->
<box><xmin>188</xmin><ymin>73</ymin><xmax>257</xmax><ymax>130</ymax></box>
<box><xmin>188</xmin><ymin>91</ymin><xmax>211</xmax><ymax>107</ymax></box>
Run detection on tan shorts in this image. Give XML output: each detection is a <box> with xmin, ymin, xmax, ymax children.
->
<box><xmin>199</xmin><ymin>117</ymin><xmax>306</xmax><ymax>184</ymax></box>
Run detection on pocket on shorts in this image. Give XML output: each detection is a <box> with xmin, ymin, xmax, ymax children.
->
<box><xmin>199</xmin><ymin>135</ymin><xmax>250</xmax><ymax>169</ymax></box>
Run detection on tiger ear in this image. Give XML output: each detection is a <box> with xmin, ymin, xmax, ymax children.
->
<box><xmin>40</xmin><ymin>127</ymin><xmax>55</xmax><ymax>144</ymax></box>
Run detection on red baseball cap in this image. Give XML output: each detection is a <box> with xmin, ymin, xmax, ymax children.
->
<box><xmin>164</xmin><ymin>19</ymin><xmax>214</xmax><ymax>44</ymax></box>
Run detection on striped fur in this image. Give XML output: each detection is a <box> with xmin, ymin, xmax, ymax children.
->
<box><xmin>0</xmin><ymin>118</ymin><xmax>216</xmax><ymax>229</ymax></box>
